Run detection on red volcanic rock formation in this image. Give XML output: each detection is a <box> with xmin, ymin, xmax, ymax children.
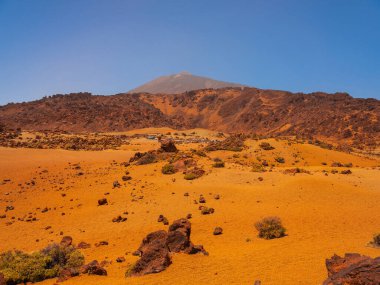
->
<box><xmin>323</xmin><ymin>253</ymin><xmax>380</xmax><ymax>285</ymax></box>
<box><xmin>1</xmin><ymin>88</ymin><xmax>379</xmax><ymax>146</ymax></box>
<box><xmin>128</xmin><ymin>218</ymin><xmax>207</xmax><ymax>277</ymax></box>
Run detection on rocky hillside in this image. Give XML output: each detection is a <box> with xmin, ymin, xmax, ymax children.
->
<box><xmin>0</xmin><ymin>88</ymin><xmax>379</xmax><ymax>146</ymax></box>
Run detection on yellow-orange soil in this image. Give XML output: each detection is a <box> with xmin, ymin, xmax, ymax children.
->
<box><xmin>0</xmin><ymin>129</ymin><xmax>379</xmax><ymax>285</ymax></box>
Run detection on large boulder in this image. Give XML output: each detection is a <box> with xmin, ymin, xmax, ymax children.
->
<box><xmin>167</xmin><ymin>218</ymin><xmax>192</xmax><ymax>252</ymax></box>
<box><xmin>128</xmin><ymin>219</ymin><xmax>207</xmax><ymax>277</ymax></box>
<box><xmin>323</xmin><ymin>253</ymin><xmax>380</xmax><ymax>285</ymax></box>
<box><xmin>160</xmin><ymin>140</ymin><xmax>177</xmax><ymax>152</ymax></box>
<box><xmin>129</xmin><ymin>230</ymin><xmax>172</xmax><ymax>276</ymax></box>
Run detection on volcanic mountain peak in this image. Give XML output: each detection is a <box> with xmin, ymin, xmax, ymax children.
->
<box><xmin>129</xmin><ymin>71</ymin><xmax>246</xmax><ymax>94</ymax></box>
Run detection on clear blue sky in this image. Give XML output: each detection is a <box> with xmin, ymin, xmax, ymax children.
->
<box><xmin>0</xmin><ymin>0</ymin><xmax>379</xmax><ymax>105</ymax></box>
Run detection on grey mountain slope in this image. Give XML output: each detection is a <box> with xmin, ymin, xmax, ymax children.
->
<box><xmin>129</xmin><ymin>71</ymin><xmax>246</xmax><ymax>94</ymax></box>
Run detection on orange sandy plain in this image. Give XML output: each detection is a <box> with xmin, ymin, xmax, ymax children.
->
<box><xmin>0</xmin><ymin>128</ymin><xmax>379</xmax><ymax>285</ymax></box>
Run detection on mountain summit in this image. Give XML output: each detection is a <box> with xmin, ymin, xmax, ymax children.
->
<box><xmin>129</xmin><ymin>71</ymin><xmax>246</xmax><ymax>94</ymax></box>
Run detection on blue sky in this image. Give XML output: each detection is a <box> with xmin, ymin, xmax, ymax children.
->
<box><xmin>0</xmin><ymin>0</ymin><xmax>379</xmax><ymax>105</ymax></box>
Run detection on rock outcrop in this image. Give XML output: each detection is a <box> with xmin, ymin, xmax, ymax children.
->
<box><xmin>323</xmin><ymin>253</ymin><xmax>380</xmax><ymax>285</ymax></box>
<box><xmin>127</xmin><ymin>218</ymin><xmax>207</xmax><ymax>276</ymax></box>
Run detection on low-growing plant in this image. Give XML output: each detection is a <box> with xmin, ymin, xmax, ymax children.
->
<box><xmin>184</xmin><ymin>173</ymin><xmax>197</xmax><ymax>180</ymax></box>
<box><xmin>0</xmin><ymin>243</ymin><xmax>84</xmax><ymax>284</ymax></box>
<box><xmin>255</xmin><ymin>216</ymin><xmax>286</xmax><ymax>239</ymax></box>
<box><xmin>251</xmin><ymin>163</ymin><xmax>265</xmax><ymax>172</ymax></box>
<box><xmin>161</xmin><ymin>164</ymin><xmax>176</xmax><ymax>174</ymax></box>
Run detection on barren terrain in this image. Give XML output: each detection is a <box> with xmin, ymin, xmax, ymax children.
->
<box><xmin>1</xmin><ymin>128</ymin><xmax>379</xmax><ymax>284</ymax></box>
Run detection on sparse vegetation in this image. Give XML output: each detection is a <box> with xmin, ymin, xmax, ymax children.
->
<box><xmin>255</xmin><ymin>216</ymin><xmax>286</xmax><ymax>239</ymax></box>
<box><xmin>251</xmin><ymin>162</ymin><xmax>265</xmax><ymax>172</ymax></box>
<box><xmin>161</xmin><ymin>164</ymin><xmax>176</xmax><ymax>174</ymax></box>
<box><xmin>0</xmin><ymin>243</ymin><xmax>84</xmax><ymax>284</ymax></box>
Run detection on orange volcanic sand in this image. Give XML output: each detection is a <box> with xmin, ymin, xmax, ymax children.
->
<box><xmin>0</xmin><ymin>129</ymin><xmax>379</xmax><ymax>285</ymax></box>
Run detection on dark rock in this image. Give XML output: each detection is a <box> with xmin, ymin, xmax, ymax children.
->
<box><xmin>60</xmin><ymin>236</ymin><xmax>73</xmax><ymax>246</ymax></box>
<box><xmin>116</xmin><ymin>257</ymin><xmax>126</xmax><ymax>263</ymax></box>
<box><xmin>112</xmin><ymin>215</ymin><xmax>127</xmax><ymax>223</ymax></box>
<box><xmin>122</xmin><ymin>175</ymin><xmax>132</xmax><ymax>181</ymax></box>
<box><xmin>323</xmin><ymin>253</ymin><xmax>380</xmax><ymax>285</ymax></box>
<box><xmin>128</xmin><ymin>230</ymin><xmax>171</xmax><ymax>276</ymax></box>
<box><xmin>98</xmin><ymin>198</ymin><xmax>108</xmax><ymax>206</ymax></box>
<box><xmin>213</xmin><ymin>227</ymin><xmax>223</xmax><ymax>235</ymax></box>
<box><xmin>95</xmin><ymin>241</ymin><xmax>108</xmax><ymax>247</ymax></box>
<box><xmin>167</xmin><ymin>218</ymin><xmax>192</xmax><ymax>252</ymax></box>
<box><xmin>81</xmin><ymin>260</ymin><xmax>107</xmax><ymax>276</ymax></box>
<box><xmin>77</xmin><ymin>241</ymin><xmax>91</xmax><ymax>249</ymax></box>
<box><xmin>113</xmin><ymin>180</ymin><xmax>121</xmax><ymax>188</ymax></box>
<box><xmin>199</xmin><ymin>196</ymin><xmax>206</xmax><ymax>203</ymax></box>
<box><xmin>160</xmin><ymin>140</ymin><xmax>177</xmax><ymax>152</ymax></box>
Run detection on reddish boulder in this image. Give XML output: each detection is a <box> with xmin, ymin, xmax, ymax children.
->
<box><xmin>129</xmin><ymin>230</ymin><xmax>171</xmax><ymax>276</ymax></box>
<box><xmin>167</xmin><ymin>218</ymin><xmax>192</xmax><ymax>252</ymax></box>
<box><xmin>128</xmin><ymin>218</ymin><xmax>207</xmax><ymax>277</ymax></box>
<box><xmin>81</xmin><ymin>260</ymin><xmax>107</xmax><ymax>276</ymax></box>
<box><xmin>160</xmin><ymin>140</ymin><xmax>177</xmax><ymax>152</ymax></box>
<box><xmin>323</xmin><ymin>253</ymin><xmax>380</xmax><ymax>285</ymax></box>
<box><xmin>60</xmin><ymin>236</ymin><xmax>73</xmax><ymax>247</ymax></box>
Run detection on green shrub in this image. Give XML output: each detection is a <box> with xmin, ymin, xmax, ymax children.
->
<box><xmin>184</xmin><ymin>173</ymin><xmax>197</xmax><ymax>180</ymax></box>
<box><xmin>161</xmin><ymin>164</ymin><xmax>176</xmax><ymax>174</ymax></box>
<box><xmin>255</xmin><ymin>216</ymin><xmax>286</xmax><ymax>239</ymax></box>
<box><xmin>0</xmin><ymin>243</ymin><xmax>84</xmax><ymax>284</ymax></box>
<box><xmin>251</xmin><ymin>163</ymin><xmax>265</xmax><ymax>172</ymax></box>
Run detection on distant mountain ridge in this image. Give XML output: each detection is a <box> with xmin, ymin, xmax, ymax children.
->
<box><xmin>129</xmin><ymin>71</ymin><xmax>246</xmax><ymax>94</ymax></box>
<box><xmin>0</xmin><ymin>87</ymin><xmax>379</xmax><ymax>147</ymax></box>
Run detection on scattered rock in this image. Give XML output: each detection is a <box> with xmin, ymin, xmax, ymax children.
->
<box><xmin>199</xmin><ymin>195</ymin><xmax>206</xmax><ymax>203</ymax></box>
<box><xmin>213</xmin><ymin>227</ymin><xmax>223</xmax><ymax>235</ymax></box>
<box><xmin>323</xmin><ymin>253</ymin><xmax>380</xmax><ymax>285</ymax></box>
<box><xmin>95</xmin><ymin>241</ymin><xmax>108</xmax><ymax>247</ymax></box>
<box><xmin>60</xmin><ymin>236</ymin><xmax>73</xmax><ymax>246</ymax></box>
<box><xmin>116</xmin><ymin>257</ymin><xmax>126</xmax><ymax>263</ymax></box>
<box><xmin>122</xmin><ymin>175</ymin><xmax>132</xmax><ymax>181</ymax></box>
<box><xmin>77</xmin><ymin>242</ymin><xmax>91</xmax><ymax>249</ymax></box>
<box><xmin>112</xmin><ymin>215</ymin><xmax>127</xmax><ymax>223</ymax></box>
<box><xmin>81</xmin><ymin>260</ymin><xmax>107</xmax><ymax>276</ymax></box>
<box><xmin>200</xmin><ymin>206</ymin><xmax>215</xmax><ymax>215</ymax></box>
<box><xmin>98</xmin><ymin>198</ymin><xmax>108</xmax><ymax>206</ymax></box>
